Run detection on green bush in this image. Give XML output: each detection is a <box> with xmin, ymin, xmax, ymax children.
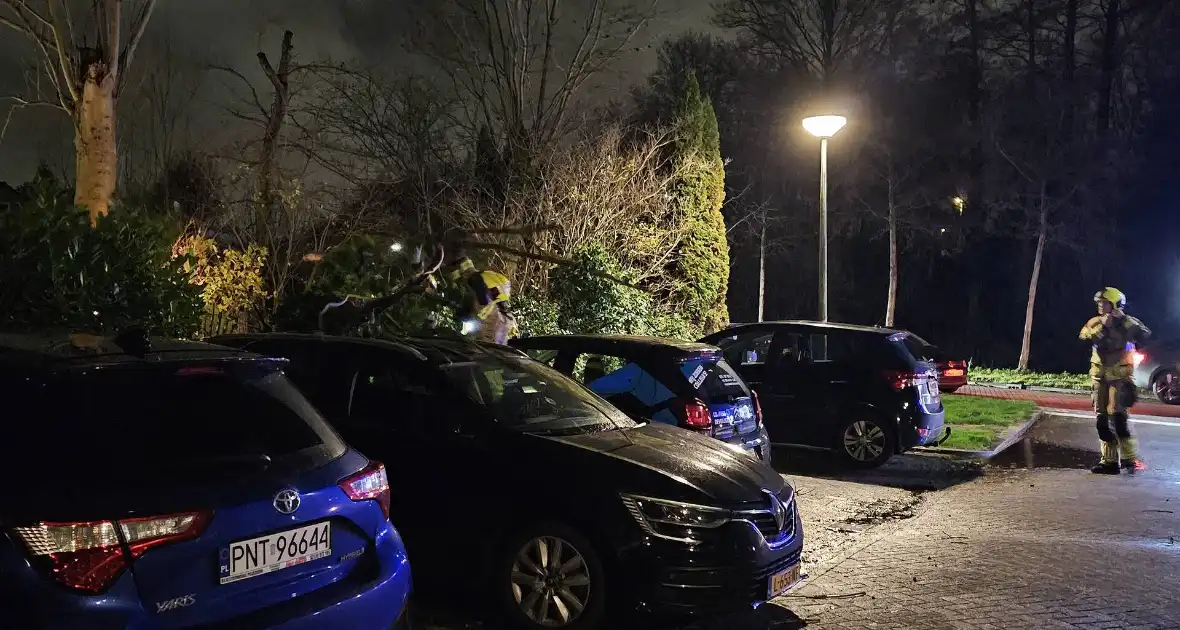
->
<box><xmin>512</xmin><ymin>294</ymin><xmax>565</xmax><ymax>337</ymax></box>
<box><xmin>0</xmin><ymin>195</ymin><xmax>203</xmax><ymax>338</ymax></box>
<box><xmin>969</xmin><ymin>367</ymin><xmax>1091</xmax><ymax>390</ymax></box>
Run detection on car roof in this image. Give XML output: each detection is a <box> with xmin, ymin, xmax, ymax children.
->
<box><xmin>721</xmin><ymin>320</ymin><xmax>907</xmax><ymax>336</ymax></box>
<box><xmin>210</xmin><ymin>332</ymin><xmax>528</xmax><ymax>365</ymax></box>
<box><xmin>0</xmin><ymin>330</ymin><xmax>255</xmax><ymax>371</ymax></box>
<box><xmin>511</xmin><ymin>334</ymin><xmax>720</xmax><ymax>358</ymax></box>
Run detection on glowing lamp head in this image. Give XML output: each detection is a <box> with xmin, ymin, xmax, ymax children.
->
<box><xmin>459</xmin><ymin>317</ymin><xmax>481</xmax><ymax>336</ymax></box>
<box><xmin>802</xmin><ymin>115</ymin><xmax>847</xmax><ymax>139</ymax></box>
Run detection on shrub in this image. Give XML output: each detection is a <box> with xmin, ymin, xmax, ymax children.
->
<box><xmin>0</xmin><ymin>196</ymin><xmax>203</xmax><ymax>338</ymax></box>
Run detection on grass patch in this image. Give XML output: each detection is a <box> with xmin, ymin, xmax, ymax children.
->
<box><xmin>936</xmin><ymin>394</ymin><xmax>1038</xmax><ymax>450</ymax></box>
<box><xmin>969</xmin><ymin>367</ymin><xmax>1090</xmax><ymax>390</ymax></box>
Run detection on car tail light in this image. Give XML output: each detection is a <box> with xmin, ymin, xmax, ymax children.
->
<box><xmin>1132</xmin><ymin>351</ymin><xmax>1145</xmax><ymax>366</ymax></box>
<box><xmin>12</xmin><ymin>511</ymin><xmax>210</xmax><ymax>594</ymax></box>
<box><xmin>676</xmin><ymin>399</ymin><xmax>712</xmax><ymax>432</ymax></box>
<box><xmin>883</xmin><ymin>370</ymin><xmax>929</xmax><ymax>392</ymax></box>
<box><xmin>751</xmin><ymin>391</ymin><xmax>764</xmax><ymax>427</ymax></box>
<box><xmin>340</xmin><ymin>461</ymin><xmax>391</xmax><ymax>520</ymax></box>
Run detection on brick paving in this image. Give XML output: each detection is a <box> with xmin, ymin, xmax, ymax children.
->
<box><xmin>761</xmin><ymin>415</ymin><xmax>1180</xmax><ymax>630</ymax></box>
<box><xmin>957</xmin><ymin>384</ymin><xmax>1180</xmax><ymax>419</ymax></box>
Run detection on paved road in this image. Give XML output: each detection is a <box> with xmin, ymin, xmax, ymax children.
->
<box><xmin>768</xmin><ymin>413</ymin><xmax>1180</xmax><ymax>629</ymax></box>
<box><xmin>958</xmin><ymin>384</ymin><xmax>1180</xmax><ymax>419</ymax></box>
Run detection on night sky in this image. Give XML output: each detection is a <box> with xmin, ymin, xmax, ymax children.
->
<box><xmin>0</xmin><ymin>0</ymin><xmax>717</xmax><ymax>182</ymax></box>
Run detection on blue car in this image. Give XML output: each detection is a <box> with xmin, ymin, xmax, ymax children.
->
<box><xmin>511</xmin><ymin>335</ymin><xmax>774</xmax><ymax>465</ymax></box>
<box><xmin>0</xmin><ymin>332</ymin><xmax>412</xmax><ymax>629</ymax></box>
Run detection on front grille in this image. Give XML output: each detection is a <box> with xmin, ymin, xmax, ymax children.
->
<box><xmin>738</xmin><ymin>492</ymin><xmax>797</xmax><ymax>546</ymax></box>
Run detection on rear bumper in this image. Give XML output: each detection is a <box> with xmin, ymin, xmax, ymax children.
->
<box><xmin>900</xmin><ymin>409</ymin><xmax>947</xmax><ymax>450</ymax></box>
<box><xmin>718</xmin><ymin>427</ymin><xmax>773</xmax><ymax>466</ymax></box>
<box><xmin>270</xmin><ymin>522</ymin><xmax>412</xmax><ymax>629</ymax></box>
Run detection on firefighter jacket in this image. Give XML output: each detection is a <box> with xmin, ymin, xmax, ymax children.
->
<box><xmin>1079</xmin><ymin>314</ymin><xmax>1151</xmax><ymax>381</ymax></box>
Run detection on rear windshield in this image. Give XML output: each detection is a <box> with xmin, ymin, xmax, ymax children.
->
<box><xmin>680</xmin><ymin>357</ymin><xmax>750</xmax><ymax>403</ymax></box>
<box><xmin>2</xmin><ymin>365</ymin><xmax>345</xmax><ymax>485</ymax></box>
<box><xmin>438</xmin><ymin>351</ymin><xmax>638</xmax><ymax>436</ymax></box>
<box><xmin>890</xmin><ymin>333</ymin><xmax>938</xmax><ymax>364</ymax></box>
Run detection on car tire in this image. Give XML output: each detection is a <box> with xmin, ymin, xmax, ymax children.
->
<box><xmin>497</xmin><ymin>522</ymin><xmax>607</xmax><ymax>630</ymax></box>
<box><xmin>836</xmin><ymin>415</ymin><xmax>894</xmax><ymax>468</ymax></box>
<box><xmin>1154</xmin><ymin>370</ymin><xmax>1180</xmax><ymax>405</ymax></box>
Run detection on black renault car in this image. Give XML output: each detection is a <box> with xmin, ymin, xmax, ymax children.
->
<box><xmin>701</xmin><ymin>321</ymin><xmax>949</xmax><ymax>468</ymax></box>
<box><xmin>509</xmin><ymin>335</ymin><xmax>773</xmax><ymax>465</ymax></box>
<box><xmin>211</xmin><ymin>333</ymin><xmax>803</xmax><ymax>629</ymax></box>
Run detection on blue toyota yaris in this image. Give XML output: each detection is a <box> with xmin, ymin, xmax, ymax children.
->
<box><xmin>0</xmin><ymin>332</ymin><xmax>412</xmax><ymax>629</ymax></box>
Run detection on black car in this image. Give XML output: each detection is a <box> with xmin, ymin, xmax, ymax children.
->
<box><xmin>510</xmin><ymin>335</ymin><xmax>773</xmax><ymax>465</ymax></box>
<box><xmin>700</xmin><ymin>321</ymin><xmax>949</xmax><ymax>467</ymax></box>
<box><xmin>211</xmin><ymin>333</ymin><xmax>804</xmax><ymax>629</ymax></box>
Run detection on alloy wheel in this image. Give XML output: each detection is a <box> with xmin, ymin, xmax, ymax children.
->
<box><xmin>510</xmin><ymin>535</ymin><xmax>592</xmax><ymax>628</ymax></box>
<box><xmin>843</xmin><ymin>419</ymin><xmax>887</xmax><ymax>462</ymax></box>
<box><xmin>1156</xmin><ymin>372</ymin><xmax>1180</xmax><ymax>405</ymax></box>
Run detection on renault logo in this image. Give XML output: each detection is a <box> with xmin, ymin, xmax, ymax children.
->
<box><xmin>765</xmin><ymin>490</ymin><xmax>787</xmax><ymax>532</ymax></box>
<box><xmin>273</xmin><ymin>489</ymin><xmax>301</xmax><ymax>515</ymax></box>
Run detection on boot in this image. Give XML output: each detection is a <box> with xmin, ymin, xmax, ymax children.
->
<box><xmin>1121</xmin><ymin>459</ymin><xmax>1145</xmax><ymax>474</ymax></box>
<box><xmin>1092</xmin><ymin>440</ymin><xmax>1120</xmax><ymax>475</ymax></box>
<box><xmin>1091</xmin><ymin>462</ymin><xmax>1120</xmax><ymax>475</ymax></box>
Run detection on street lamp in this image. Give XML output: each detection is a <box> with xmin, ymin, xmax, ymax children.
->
<box><xmin>802</xmin><ymin>115</ymin><xmax>847</xmax><ymax>323</ymax></box>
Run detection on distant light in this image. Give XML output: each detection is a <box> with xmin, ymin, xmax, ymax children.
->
<box><xmin>952</xmin><ymin>196</ymin><xmax>965</xmax><ymax>214</ymax></box>
<box><xmin>389</xmin><ymin>242</ymin><xmax>404</xmax><ymax>253</ymax></box>
<box><xmin>92</xmin><ymin>310</ymin><xmax>99</xmax><ymax>316</ymax></box>
<box><xmin>940</xmin><ymin>228</ymin><xmax>946</xmax><ymax>234</ymax></box>
<box><xmin>802</xmin><ymin>115</ymin><xmax>847</xmax><ymax>139</ymax></box>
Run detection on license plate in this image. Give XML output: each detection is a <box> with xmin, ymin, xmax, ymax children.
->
<box><xmin>219</xmin><ymin>521</ymin><xmax>332</xmax><ymax>584</ymax></box>
<box><xmin>768</xmin><ymin>563</ymin><xmax>801</xmax><ymax>598</ymax></box>
<box><xmin>944</xmin><ymin>368</ymin><xmax>965</xmax><ymax>377</ymax></box>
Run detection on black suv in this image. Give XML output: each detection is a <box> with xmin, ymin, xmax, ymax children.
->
<box><xmin>212</xmin><ymin>332</ymin><xmax>804</xmax><ymax>629</ymax></box>
<box><xmin>700</xmin><ymin>321</ymin><xmax>949</xmax><ymax>467</ymax></box>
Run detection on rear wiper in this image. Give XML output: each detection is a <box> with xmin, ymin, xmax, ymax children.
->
<box><xmin>165</xmin><ymin>453</ymin><xmax>273</xmax><ymax>470</ymax></box>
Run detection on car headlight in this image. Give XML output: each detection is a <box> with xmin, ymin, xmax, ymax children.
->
<box><xmin>620</xmin><ymin>494</ymin><xmax>732</xmax><ymax>544</ymax></box>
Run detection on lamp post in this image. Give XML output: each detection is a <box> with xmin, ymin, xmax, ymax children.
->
<box><xmin>802</xmin><ymin>115</ymin><xmax>847</xmax><ymax>322</ymax></box>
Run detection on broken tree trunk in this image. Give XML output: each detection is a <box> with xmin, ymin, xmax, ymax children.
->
<box><xmin>75</xmin><ymin>58</ymin><xmax>118</xmax><ymax>225</ymax></box>
<box><xmin>1017</xmin><ymin>182</ymin><xmax>1048</xmax><ymax>372</ymax></box>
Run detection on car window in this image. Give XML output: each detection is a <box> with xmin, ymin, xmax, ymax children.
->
<box><xmin>4</xmin><ymin>366</ymin><xmax>345</xmax><ymax>487</ymax></box>
<box><xmin>437</xmin><ymin>352</ymin><xmax>637</xmax><ymax>436</ymax></box>
<box><xmin>574</xmin><ymin>353</ymin><xmax>628</xmax><ymax>384</ymax></box>
<box><xmin>348</xmin><ymin>362</ymin><xmax>462</xmax><ymax>434</ymax></box>
<box><xmin>713</xmin><ymin>330</ymin><xmax>775</xmax><ymax>366</ymax></box>
<box><xmin>807</xmin><ymin>331</ymin><xmax>868</xmax><ymax>363</ymax></box>
<box><xmin>239</xmin><ymin>339</ymin><xmax>355</xmax><ymax>417</ymax></box>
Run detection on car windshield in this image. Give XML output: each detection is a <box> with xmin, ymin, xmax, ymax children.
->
<box><xmin>680</xmin><ymin>356</ymin><xmax>750</xmax><ymax>403</ymax></box>
<box><xmin>438</xmin><ymin>350</ymin><xmax>638</xmax><ymax>436</ymax></box>
<box><xmin>889</xmin><ymin>332</ymin><xmax>938</xmax><ymax>364</ymax></box>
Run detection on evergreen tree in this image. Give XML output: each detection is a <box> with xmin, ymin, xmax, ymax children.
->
<box><xmin>670</xmin><ymin>72</ymin><xmax>731</xmax><ymax>334</ymax></box>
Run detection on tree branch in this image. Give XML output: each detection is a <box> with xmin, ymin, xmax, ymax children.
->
<box><xmin>117</xmin><ymin>0</ymin><xmax>157</xmax><ymax>96</ymax></box>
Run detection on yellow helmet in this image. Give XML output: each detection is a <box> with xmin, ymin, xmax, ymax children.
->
<box><xmin>447</xmin><ymin>257</ymin><xmax>477</xmax><ymax>282</ymax></box>
<box><xmin>1094</xmin><ymin>287</ymin><xmax>1126</xmax><ymax>309</ymax></box>
<box><xmin>480</xmin><ymin>270</ymin><xmax>511</xmax><ymax>303</ymax></box>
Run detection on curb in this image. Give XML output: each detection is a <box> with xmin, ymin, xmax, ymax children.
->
<box><xmin>912</xmin><ymin>410</ymin><xmax>1046</xmax><ymax>460</ymax></box>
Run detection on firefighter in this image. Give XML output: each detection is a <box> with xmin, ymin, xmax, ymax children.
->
<box><xmin>1080</xmin><ymin>287</ymin><xmax>1151</xmax><ymax>474</ymax></box>
<box><xmin>446</xmin><ymin>255</ymin><xmax>518</xmax><ymax>345</ymax></box>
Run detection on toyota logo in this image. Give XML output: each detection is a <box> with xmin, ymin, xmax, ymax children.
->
<box><xmin>273</xmin><ymin>489</ymin><xmax>301</xmax><ymax>515</ymax></box>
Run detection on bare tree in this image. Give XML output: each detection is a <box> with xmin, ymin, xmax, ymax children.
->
<box><xmin>714</xmin><ymin>0</ymin><xmax>892</xmax><ymax>84</ymax></box>
<box><xmin>411</xmin><ymin>0</ymin><xmax>653</xmax><ymax>152</ymax></box>
<box><xmin>1</xmin><ymin>0</ymin><xmax>157</xmax><ymax>223</ymax></box>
